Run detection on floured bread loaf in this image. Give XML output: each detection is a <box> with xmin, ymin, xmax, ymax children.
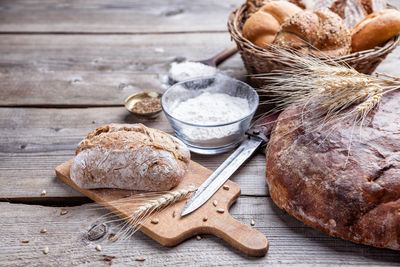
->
<box><xmin>266</xmin><ymin>91</ymin><xmax>400</xmax><ymax>250</ymax></box>
<box><xmin>70</xmin><ymin>123</ymin><xmax>190</xmax><ymax>191</ymax></box>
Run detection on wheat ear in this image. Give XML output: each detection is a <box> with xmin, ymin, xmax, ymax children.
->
<box><xmin>88</xmin><ymin>186</ymin><xmax>196</xmax><ymax>242</ymax></box>
<box><xmin>257</xmin><ymin>47</ymin><xmax>400</xmax><ymax>126</ymax></box>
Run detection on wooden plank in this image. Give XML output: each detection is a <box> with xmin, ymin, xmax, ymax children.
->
<box><xmin>0</xmin><ymin>107</ymin><xmax>267</xmax><ymax>201</ymax></box>
<box><xmin>1</xmin><ymin>35</ymin><xmax>400</xmax><ymax>107</ymax></box>
<box><xmin>0</xmin><ymin>33</ymin><xmax>245</xmax><ymax>106</ymax></box>
<box><xmin>1</xmin><ymin>0</ymin><xmax>399</xmax><ymax>34</ymax></box>
<box><xmin>0</xmin><ymin>0</ymin><xmax>241</xmax><ymax>33</ymax></box>
<box><xmin>1</xmin><ymin>198</ymin><xmax>399</xmax><ymax>266</ymax></box>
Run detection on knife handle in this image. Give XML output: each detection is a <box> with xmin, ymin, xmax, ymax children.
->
<box><xmin>208</xmin><ymin>213</ymin><xmax>269</xmax><ymax>257</ymax></box>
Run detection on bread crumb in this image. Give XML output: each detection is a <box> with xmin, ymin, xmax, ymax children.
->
<box><xmin>40</xmin><ymin>228</ymin><xmax>47</xmax><ymax>233</ymax></box>
<box><xmin>41</xmin><ymin>190</ymin><xmax>46</xmax><ymax>196</ymax></box>
<box><xmin>223</xmin><ymin>185</ymin><xmax>230</xmax><ymax>190</ymax></box>
<box><xmin>250</xmin><ymin>219</ymin><xmax>255</xmax><ymax>226</ymax></box>
<box><xmin>21</xmin><ymin>239</ymin><xmax>29</xmax><ymax>243</ymax></box>
<box><xmin>151</xmin><ymin>218</ymin><xmax>159</xmax><ymax>224</ymax></box>
<box><xmin>217</xmin><ymin>208</ymin><xmax>225</xmax><ymax>214</ymax></box>
<box><xmin>196</xmin><ymin>235</ymin><xmax>201</xmax><ymax>240</ymax></box>
<box><xmin>95</xmin><ymin>244</ymin><xmax>102</xmax><ymax>251</ymax></box>
<box><xmin>203</xmin><ymin>216</ymin><xmax>208</xmax><ymax>222</ymax></box>
<box><xmin>136</xmin><ymin>257</ymin><xmax>146</xmax><ymax>261</ymax></box>
<box><xmin>43</xmin><ymin>247</ymin><xmax>49</xmax><ymax>254</ymax></box>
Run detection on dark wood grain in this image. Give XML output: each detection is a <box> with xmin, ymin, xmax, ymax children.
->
<box><xmin>0</xmin><ymin>33</ymin><xmax>245</xmax><ymax>106</ymax></box>
<box><xmin>0</xmin><ymin>0</ymin><xmax>241</xmax><ymax>33</ymax></box>
<box><xmin>1</xmin><ymin>198</ymin><xmax>399</xmax><ymax>266</ymax></box>
<box><xmin>0</xmin><ymin>107</ymin><xmax>268</xmax><ymax>201</ymax></box>
<box><xmin>1</xmin><ymin>0</ymin><xmax>400</xmax><ymax>264</ymax></box>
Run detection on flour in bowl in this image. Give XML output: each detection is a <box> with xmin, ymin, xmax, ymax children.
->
<box><xmin>170</xmin><ymin>92</ymin><xmax>250</xmax><ymax>141</ymax></box>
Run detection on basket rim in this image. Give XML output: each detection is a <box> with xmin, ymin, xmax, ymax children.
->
<box><xmin>227</xmin><ymin>4</ymin><xmax>400</xmax><ymax>62</ymax></box>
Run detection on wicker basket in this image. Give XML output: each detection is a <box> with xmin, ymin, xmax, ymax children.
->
<box><xmin>228</xmin><ymin>4</ymin><xmax>400</xmax><ymax>88</ymax></box>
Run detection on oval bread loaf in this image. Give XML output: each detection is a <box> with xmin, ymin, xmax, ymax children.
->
<box><xmin>70</xmin><ymin>123</ymin><xmax>190</xmax><ymax>191</ymax></box>
<box><xmin>351</xmin><ymin>9</ymin><xmax>400</xmax><ymax>52</ymax></box>
<box><xmin>242</xmin><ymin>0</ymin><xmax>303</xmax><ymax>49</ymax></box>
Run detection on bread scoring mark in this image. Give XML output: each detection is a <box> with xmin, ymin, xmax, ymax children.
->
<box><xmin>370</xmin><ymin>164</ymin><xmax>394</xmax><ymax>182</ymax></box>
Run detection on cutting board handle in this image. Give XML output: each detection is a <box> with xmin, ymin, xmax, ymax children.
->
<box><xmin>209</xmin><ymin>213</ymin><xmax>269</xmax><ymax>257</ymax></box>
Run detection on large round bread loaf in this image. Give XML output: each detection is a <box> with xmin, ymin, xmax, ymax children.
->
<box><xmin>266</xmin><ymin>91</ymin><xmax>400</xmax><ymax>250</ymax></box>
<box><xmin>70</xmin><ymin>123</ymin><xmax>190</xmax><ymax>191</ymax></box>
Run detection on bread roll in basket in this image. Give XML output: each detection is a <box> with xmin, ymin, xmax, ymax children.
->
<box><xmin>228</xmin><ymin>3</ymin><xmax>400</xmax><ymax>88</ymax></box>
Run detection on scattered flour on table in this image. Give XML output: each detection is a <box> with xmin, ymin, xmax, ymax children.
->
<box><xmin>170</xmin><ymin>92</ymin><xmax>250</xmax><ymax>141</ymax></box>
<box><xmin>169</xmin><ymin>61</ymin><xmax>217</xmax><ymax>82</ymax></box>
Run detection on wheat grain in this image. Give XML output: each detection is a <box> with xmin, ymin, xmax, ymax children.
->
<box><xmin>356</xmin><ymin>93</ymin><xmax>383</xmax><ymax>118</ymax></box>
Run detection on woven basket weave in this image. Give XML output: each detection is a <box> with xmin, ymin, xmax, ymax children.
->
<box><xmin>228</xmin><ymin>4</ymin><xmax>400</xmax><ymax>88</ymax></box>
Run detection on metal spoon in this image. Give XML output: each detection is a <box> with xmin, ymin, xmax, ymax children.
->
<box><xmin>168</xmin><ymin>46</ymin><xmax>238</xmax><ymax>85</ymax></box>
<box><xmin>124</xmin><ymin>91</ymin><xmax>162</xmax><ymax>118</ymax></box>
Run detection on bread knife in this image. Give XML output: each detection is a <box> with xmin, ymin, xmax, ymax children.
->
<box><xmin>181</xmin><ymin>113</ymin><xmax>278</xmax><ymax>217</ymax></box>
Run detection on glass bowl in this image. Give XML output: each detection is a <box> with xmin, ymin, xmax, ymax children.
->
<box><xmin>161</xmin><ymin>74</ymin><xmax>259</xmax><ymax>155</ymax></box>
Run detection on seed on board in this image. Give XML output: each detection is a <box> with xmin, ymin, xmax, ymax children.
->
<box><xmin>43</xmin><ymin>246</ymin><xmax>49</xmax><ymax>255</ymax></box>
<box><xmin>202</xmin><ymin>216</ymin><xmax>208</xmax><ymax>222</ymax></box>
<box><xmin>21</xmin><ymin>239</ymin><xmax>29</xmax><ymax>243</ymax></box>
<box><xmin>95</xmin><ymin>244</ymin><xmax>102</xmax><ymax>251</ymax></box>
<box><xmin>40</xmin><ymin>228</ymin><xmax>47</xmax><ymax>233</ymax></box>
<box><xmin>135</xmin><ymin>257</ymin><xmax>146</xmax><ymax>261</ymax></box>
<box><xmin>251</xmin><ymin>219</ymin><xmax>255</xmax><ymax>226</ymax></box>
<box><xmin>41</xmin><ymin>190</ymin><xmax>46</xmax><ymax>196</ymax></box>
<box><xmin>196</xmin><ymin>235</ymin><xmax>201</xmax><ymax>240</ymax></box>
<box><xmin>60</xmin><ymin>210</ymin><xmax>68</xmax><ymax>215</ymax></box>
<box><xmin>108</xmin><ymin>233</ymin><xmax>118</xmax><ymax>243</ymax></box>
<box><xmin>213</xmin><ymin>200</ymin><xmax>218</xmax><ymax>207</ymax></box>
<box><xmin>217</xmin><ymin>208</ymin><xmax>225</xmax><ymax>214</ymax></box>
<box><xmin>223</xmin><ymin>185</ymin><xmax>230</xmax><ymax>190</ymax></box>
<box><xmin>151</xmin><ymin>218</ymin><xmax>159</xmax><ymax>224</ymax></box>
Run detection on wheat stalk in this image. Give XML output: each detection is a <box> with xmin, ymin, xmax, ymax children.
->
<box><xmin>257</xmin><ymin>48</ymin><xmax>400</xmax><ymax>127</ymax></box>
<box><xmin>88</xmin><ymin>186</ymin><xmax>196</xmax><ymax>242</ymax></box>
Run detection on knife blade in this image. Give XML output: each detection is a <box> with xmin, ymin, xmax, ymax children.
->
<box><xmin>180</xmin><ymin>113</ymin><xmax>278</xmax><ymax>217</ymax></box>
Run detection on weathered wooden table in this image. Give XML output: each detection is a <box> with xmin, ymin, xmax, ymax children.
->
<box><xmin>1</xmin><ymin>1</ymin><xmax>400</xmax><ymax>266</ymax></box>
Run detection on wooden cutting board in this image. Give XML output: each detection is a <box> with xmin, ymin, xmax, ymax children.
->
<box><xmin>55</xmin><ymin>159</ymin><xmax>268</xmax><ymax>257</ymax></box>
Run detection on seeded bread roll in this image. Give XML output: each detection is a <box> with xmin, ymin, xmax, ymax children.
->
<box><xmin>70</xmin><ymin>123</ymin><xmax>190</xmax><ymax>191</ymax></box>
<box><xmin>242</xmin><ymin>1</ymin><xmax>303</xmax><ymax>49</ymax></box>
<box><xmin>351</xmin><ymin>9</ymin><xmax>400</xmax><ymax>52</ymax></box>
<box><xmin>266</xmin><ymin>91</ymin><xmax>400</xmax><ymax>250</ymax></box>
<box><xmin>273</xmin><ymin>9</ymin><xmax>351</xmax><ymax>57</ymax></box>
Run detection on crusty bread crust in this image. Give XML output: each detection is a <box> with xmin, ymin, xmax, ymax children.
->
<box><xmin>71</xmin><ymin>123</ymin><xmax>190</xmax><ymax>191</ymax></box>
<box><xmin>351</xmin><ymin>9</ymin><xmax>400</xmax><ymax>52</ymax></box>
<box><xmin>266</xmin><ymin>91</ymin><xmax>400</xmax><ymax>250</ymax></box>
